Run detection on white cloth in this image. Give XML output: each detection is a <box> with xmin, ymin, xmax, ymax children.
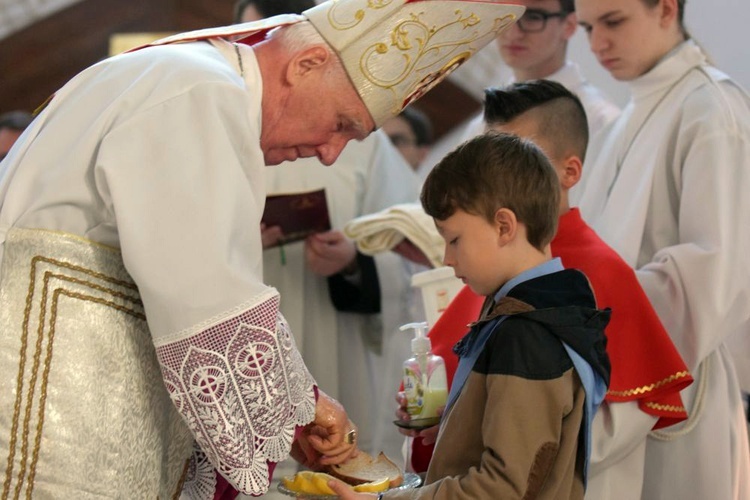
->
<box><xmin>344</xmin><ymin>203</ymin><xmax>444</xmax><ymax>269</ymax></box>
<box><xmin>0</xmin><ymin>39</ymin><xmax>316</xmax><ymax>497</ymax></box>
<box><xmin>0</xmin><ymin>228</ymin><xmax>195</xmax><ymax>499</ymax></box>
<box><xmin>576</xmin><ymin>40</ymin><xmax>750</xmax><ymax>500</ymax></box>
<box><xmin>263</xmin><ymin>130</ymin><xmax>420</xmax><ymax>458</ymax></box>
<box><xmin>418</xmin><ymin>60</ymin><xmax>621</xmax><ymax>180</ymax></box>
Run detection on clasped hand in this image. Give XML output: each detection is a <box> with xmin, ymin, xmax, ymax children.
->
<box><xmin>305</xmin><ymin>230</ymin><xmax>357</xmax><ymax>277</ymax></box>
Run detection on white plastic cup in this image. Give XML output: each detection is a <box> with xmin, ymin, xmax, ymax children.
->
<box><xmin>410</xmin><ymin>266</ymin><xmax>463</xmax><ymax>329</ymax></box>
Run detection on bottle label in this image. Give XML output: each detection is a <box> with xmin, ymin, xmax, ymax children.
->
<box><xmin>403</xmin><ymin>367</ymin><xmax>424</xmax><ymax>416</ymax></box>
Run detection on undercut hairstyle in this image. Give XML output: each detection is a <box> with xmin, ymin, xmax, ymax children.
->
<box><xmin>483</xmin><ymin>80</ymin><xmax>589</xmax><ymax>162</ymax></box>
<box><xmin>400</xmin><ymin>106</ymin><xmax>433</xmax><ymax>146</ymax></box>
<box><xmin>234</xmin><ymin>0</ymin><xmax>315</xmax><ymax>23</ymax></box>
<box><xmin>421</xmin><ymin>132</ymin><xmax>560</xmax><ymax>251</ymax></box>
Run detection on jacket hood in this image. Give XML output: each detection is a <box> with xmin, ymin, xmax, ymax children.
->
<box><xmin>480</xmin><ymin>269</ymin><xmax>611</xmax><ymax>385</ymax></box>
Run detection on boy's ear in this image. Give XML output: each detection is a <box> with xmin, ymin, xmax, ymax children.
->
<box><xmin>285</xmin><ymin>45</ymin><xmax>331</xmax><ymax>85</ymax></box>
<box><xmin>495</xmin><ymin>208</ymin><xmax>517</xmax><ymax>245</ymax></box>
<box><xmin>659</xmin><ymin>0</ymin><xmax>680</xmax><ymax>28</ymax></box>
<box><xmin>559</xmin><ymin>154</ymin><xmax>583</xmax><ymax>190</ymax></box>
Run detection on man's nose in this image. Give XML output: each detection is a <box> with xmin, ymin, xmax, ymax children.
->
<box><xmin>589</xmin><ymin>27</ymin><xmax>608</xmax><ymax>54</ymax></box>
<box><xmin>316</xmin><ymin>137</ymin><xmax>349</xmax><ymax>166</ymax></box>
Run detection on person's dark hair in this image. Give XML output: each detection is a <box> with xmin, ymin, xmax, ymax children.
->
<box><xmin>234</xmin><ymin>0</ymin><xmax>316</xmax><ymax>23</ymax></box>
<box><xmin>641</xmin><ymin>0</ymin><xmax>689</xmax><ymax>39</ymax></box>
<box><xmin>558</xmin><ymin>0</ymin><xmax>575</xmax><ymax>13</ymax></box>
<box><xmin>483</xmin><ymin>79</ymin><xmax>589</xmax><ymax>162</ymax></box>
<box><xmin>399</xmin><ymin>106</ymin><xmax>433</xmax><ymax>146</ymax></box>
<box><xmin>421</xmin><ymin>132</ymin><xmax>559</xmax><ymax>250</ymax></box>
<box><xmin>0</xmin><ymin>111</ymin><xmax>33</xmax><ymax>132</ymax></box>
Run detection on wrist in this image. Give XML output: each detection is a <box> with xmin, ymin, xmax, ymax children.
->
<box><xmin>341</xmin><ymin>256</ymin><xmax>359</xmax><ymax>276</ymax></box>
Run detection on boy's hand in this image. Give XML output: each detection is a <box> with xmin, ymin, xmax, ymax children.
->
<box><xmin>418</xmin><ymin>422</ymin><xmax>440</xmax><ymax>445</ymax></box>
<box><xmin>395</xmin><ymin>391</ymin><xmax>443</xmax><ymax>443</ymax></box>
<box><xmin>328</xmin><ymin>478</ymin><xmax>379</xmax><ymax>499</ymax></box>
<box><xmin>395</xmin><ymin>391</ymin><xmax>417</xmax><ymax>437</ymax></box>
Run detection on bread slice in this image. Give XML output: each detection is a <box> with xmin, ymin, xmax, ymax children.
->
<box><xmin>326</xmin><ymin>451</ymin><xmax>403</xmax><ymax>488</ymax></box>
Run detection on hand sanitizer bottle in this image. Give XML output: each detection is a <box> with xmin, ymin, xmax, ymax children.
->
<box><xmin>401</xmin><ymin>322</ymin><xmax>448</xmax><ymax>421</ymax></box>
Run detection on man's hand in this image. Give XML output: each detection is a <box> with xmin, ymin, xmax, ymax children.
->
<box><xmin>305</xmin><ymin>230</ymin><xmax>357</xmax><ymax>276</ymax></box>
<box><xmin>305</xmin><ymin>390</ymin><xmax>359</xmax><ymax>465</ymax></box>
<box><xmin>260</xmin><ymin>223</ymin><xmax>284</xmax><ymax>249</ymax></box>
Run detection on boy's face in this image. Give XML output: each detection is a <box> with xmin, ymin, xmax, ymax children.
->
<box><xmin>436</xmin><ymin>208</ymin><xmax>510</xmax><ymax>296</ymax></box>
<box><xmin>496</xmin><ymin>0</ymin><xmax>576</xmax><ymax>79</ymax></box>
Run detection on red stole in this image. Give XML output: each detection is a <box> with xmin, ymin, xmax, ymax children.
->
<box><xmin>409</xmin><ymin>208</ymin><xmax>692</xmax><ymax>472</ymax></box>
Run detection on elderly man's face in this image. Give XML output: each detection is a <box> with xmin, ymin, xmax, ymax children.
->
<box><xmin>260</xmin><ymin>55</ymin><xmax>374</xmax><ymax>166</ymax></box>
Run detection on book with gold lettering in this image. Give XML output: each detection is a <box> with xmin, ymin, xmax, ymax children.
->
<box><xmin>261</xmin><ymin>188</ymin><xmax>331</xmax><ymax>247</ymax></box>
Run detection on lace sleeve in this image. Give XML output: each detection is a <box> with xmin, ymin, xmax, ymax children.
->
<box><xmin>156</xmin><ymin>292</ymin><xmax>316</xmax><ymax>495</ymax></box>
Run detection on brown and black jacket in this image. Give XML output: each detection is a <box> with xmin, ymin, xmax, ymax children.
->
<box><xmin>387</xmin><ymin>269</ymin><xmax>610</xmax><ymax>500</ymax></box>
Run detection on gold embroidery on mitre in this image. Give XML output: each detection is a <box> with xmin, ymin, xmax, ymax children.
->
<box><xmin>644</xmin><ymin>401</ymin><xmax>687</xmax><ymax>414</ymax></box>
<box><xmin>5</xmin><ymin>255</ymin><xmax>143</xmax><ymax>499</ymax></box>
<box><xmin>328</xmin><ymin>0</ymin><xmax>394</xmax><ymax>30</ymax></box>
<box><xmin>605</xmin><ymin>370</ymin><xmax>692</xmax><ymax>399</ymax></box>
<box><xmin>359</xmin><ymin>10</ymin><xmax>516</xmax><ymax>91</ymax></box>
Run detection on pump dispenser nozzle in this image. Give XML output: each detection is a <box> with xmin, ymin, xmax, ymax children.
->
<box><xmin>400</xmin><ymin>321</ymin><xmax>431</xmax><ymax>355</ymax></box>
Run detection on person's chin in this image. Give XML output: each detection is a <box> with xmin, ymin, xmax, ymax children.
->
<box><xmin>600</xmin><ymin>59</ymin><xmax>635</xmax><ymax>81</ymax></box>
<box><xmin>466</xmin><ymin>283</ymin><xmax>485</xmax><ymax>297</ymax></box>
<box><xmin>264</xmin><ymin>149</ymin><xmax>299</xmax><ymax>165</ymax></box>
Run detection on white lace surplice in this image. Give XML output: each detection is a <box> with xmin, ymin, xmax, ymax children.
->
<box><xmin>158</xmin><ymin>291</ymin><xmax>315</xmax><ymax>495</ymax></box>
<box><xmin>0</xmin><ymin>39</ymin><xmax>317</xmax><ymax>497</ymax></box>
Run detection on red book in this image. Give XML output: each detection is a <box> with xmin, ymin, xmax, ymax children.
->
<box><xmin>261</xmin><ymin>188</ymin><xmax>331</xmax><ymax>247</ymax></box>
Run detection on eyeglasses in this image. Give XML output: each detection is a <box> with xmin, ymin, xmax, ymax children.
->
<box><xmin>388</xmin><ymin>133</ymin><xmax>418</xmax><ymax>148</ymax></box>
<box><xmin>516</xmin><ymin>9</ymin><xmax>570</xmax><ymax>33</ymax></box>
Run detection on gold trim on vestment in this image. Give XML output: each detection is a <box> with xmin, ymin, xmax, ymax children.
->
<box><xmin>606</xmin><ymin>370</ymin><xmax>692</xmax><ymax>399</ymax></box>
<box><xmin>5</xmin><ymin>257</ymin><xmax>143</xmax><ymax>499</ymax></box>
<box><xmin>644</xmin><ymin>401</ymin><xmax>687</xmax><ymax>414</ymax></box>
<box><xmin>1</xmin><ymin>228</ymin><xmax>193</xmax><ymax>499</ymax></box>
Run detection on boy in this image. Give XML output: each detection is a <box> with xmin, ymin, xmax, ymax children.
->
<box><xmin>400</xmin><ymin>81</ymin><xmax>691</xmax><ymax>499</ymax></box>
<box><xmin>333</xmin><ymin>132</ymin><xmax>611</xmax><ymax>499</ymax></box>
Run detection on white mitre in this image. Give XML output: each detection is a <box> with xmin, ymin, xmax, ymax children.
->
<box><xmin>304</xmin><ymin>0</ymin><xmax>524</xmax><ymax>126</ymax></box>
<box><xmin>136</xmin><ymin>0</ymin><xmax>524</xmax><ymax>127</ymax></box>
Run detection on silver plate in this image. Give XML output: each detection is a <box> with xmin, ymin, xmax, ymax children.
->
<box><xmin>277</xmin><ymin>471</ymin><xmax>421</xmax><ymax>498</ymax></box>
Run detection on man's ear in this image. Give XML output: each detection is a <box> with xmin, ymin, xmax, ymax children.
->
<box><xmin>561</xmin><ymin>11</ymin><xmax>578</xmax><ymax>41</ymax></box>
<box><xmin>285</xmin><ymin>45</ymin><xmax>331</xmax><ymax>85</ymax></box>
<box><xmin>559</xmin><ymin>154</ymin><xmax>583</xmax><ymax>190</ymax></box>
<box><xmin>495</xmin><ymin>208</ymin><xmax>517</xmax><ymax>245</ymax></box>
<box><xmin>659</xmin><ymin>0</ymin><xmax>680</xmax><ymax>28</ymax></box>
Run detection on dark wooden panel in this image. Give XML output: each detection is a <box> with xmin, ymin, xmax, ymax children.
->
<box><xmin>0</xmin><ymin>0</ymin><xmax>471</xmax><ymax>140</ymax></box>
<box><xmin>410</xmin><ymin>78</ymin><xmax>481</xmax><ymax>142</ymax></box>
<box><xmin>0</xmin><ymin>0</ymin><xmax>233</xmax><ymax>113</ymax></box>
